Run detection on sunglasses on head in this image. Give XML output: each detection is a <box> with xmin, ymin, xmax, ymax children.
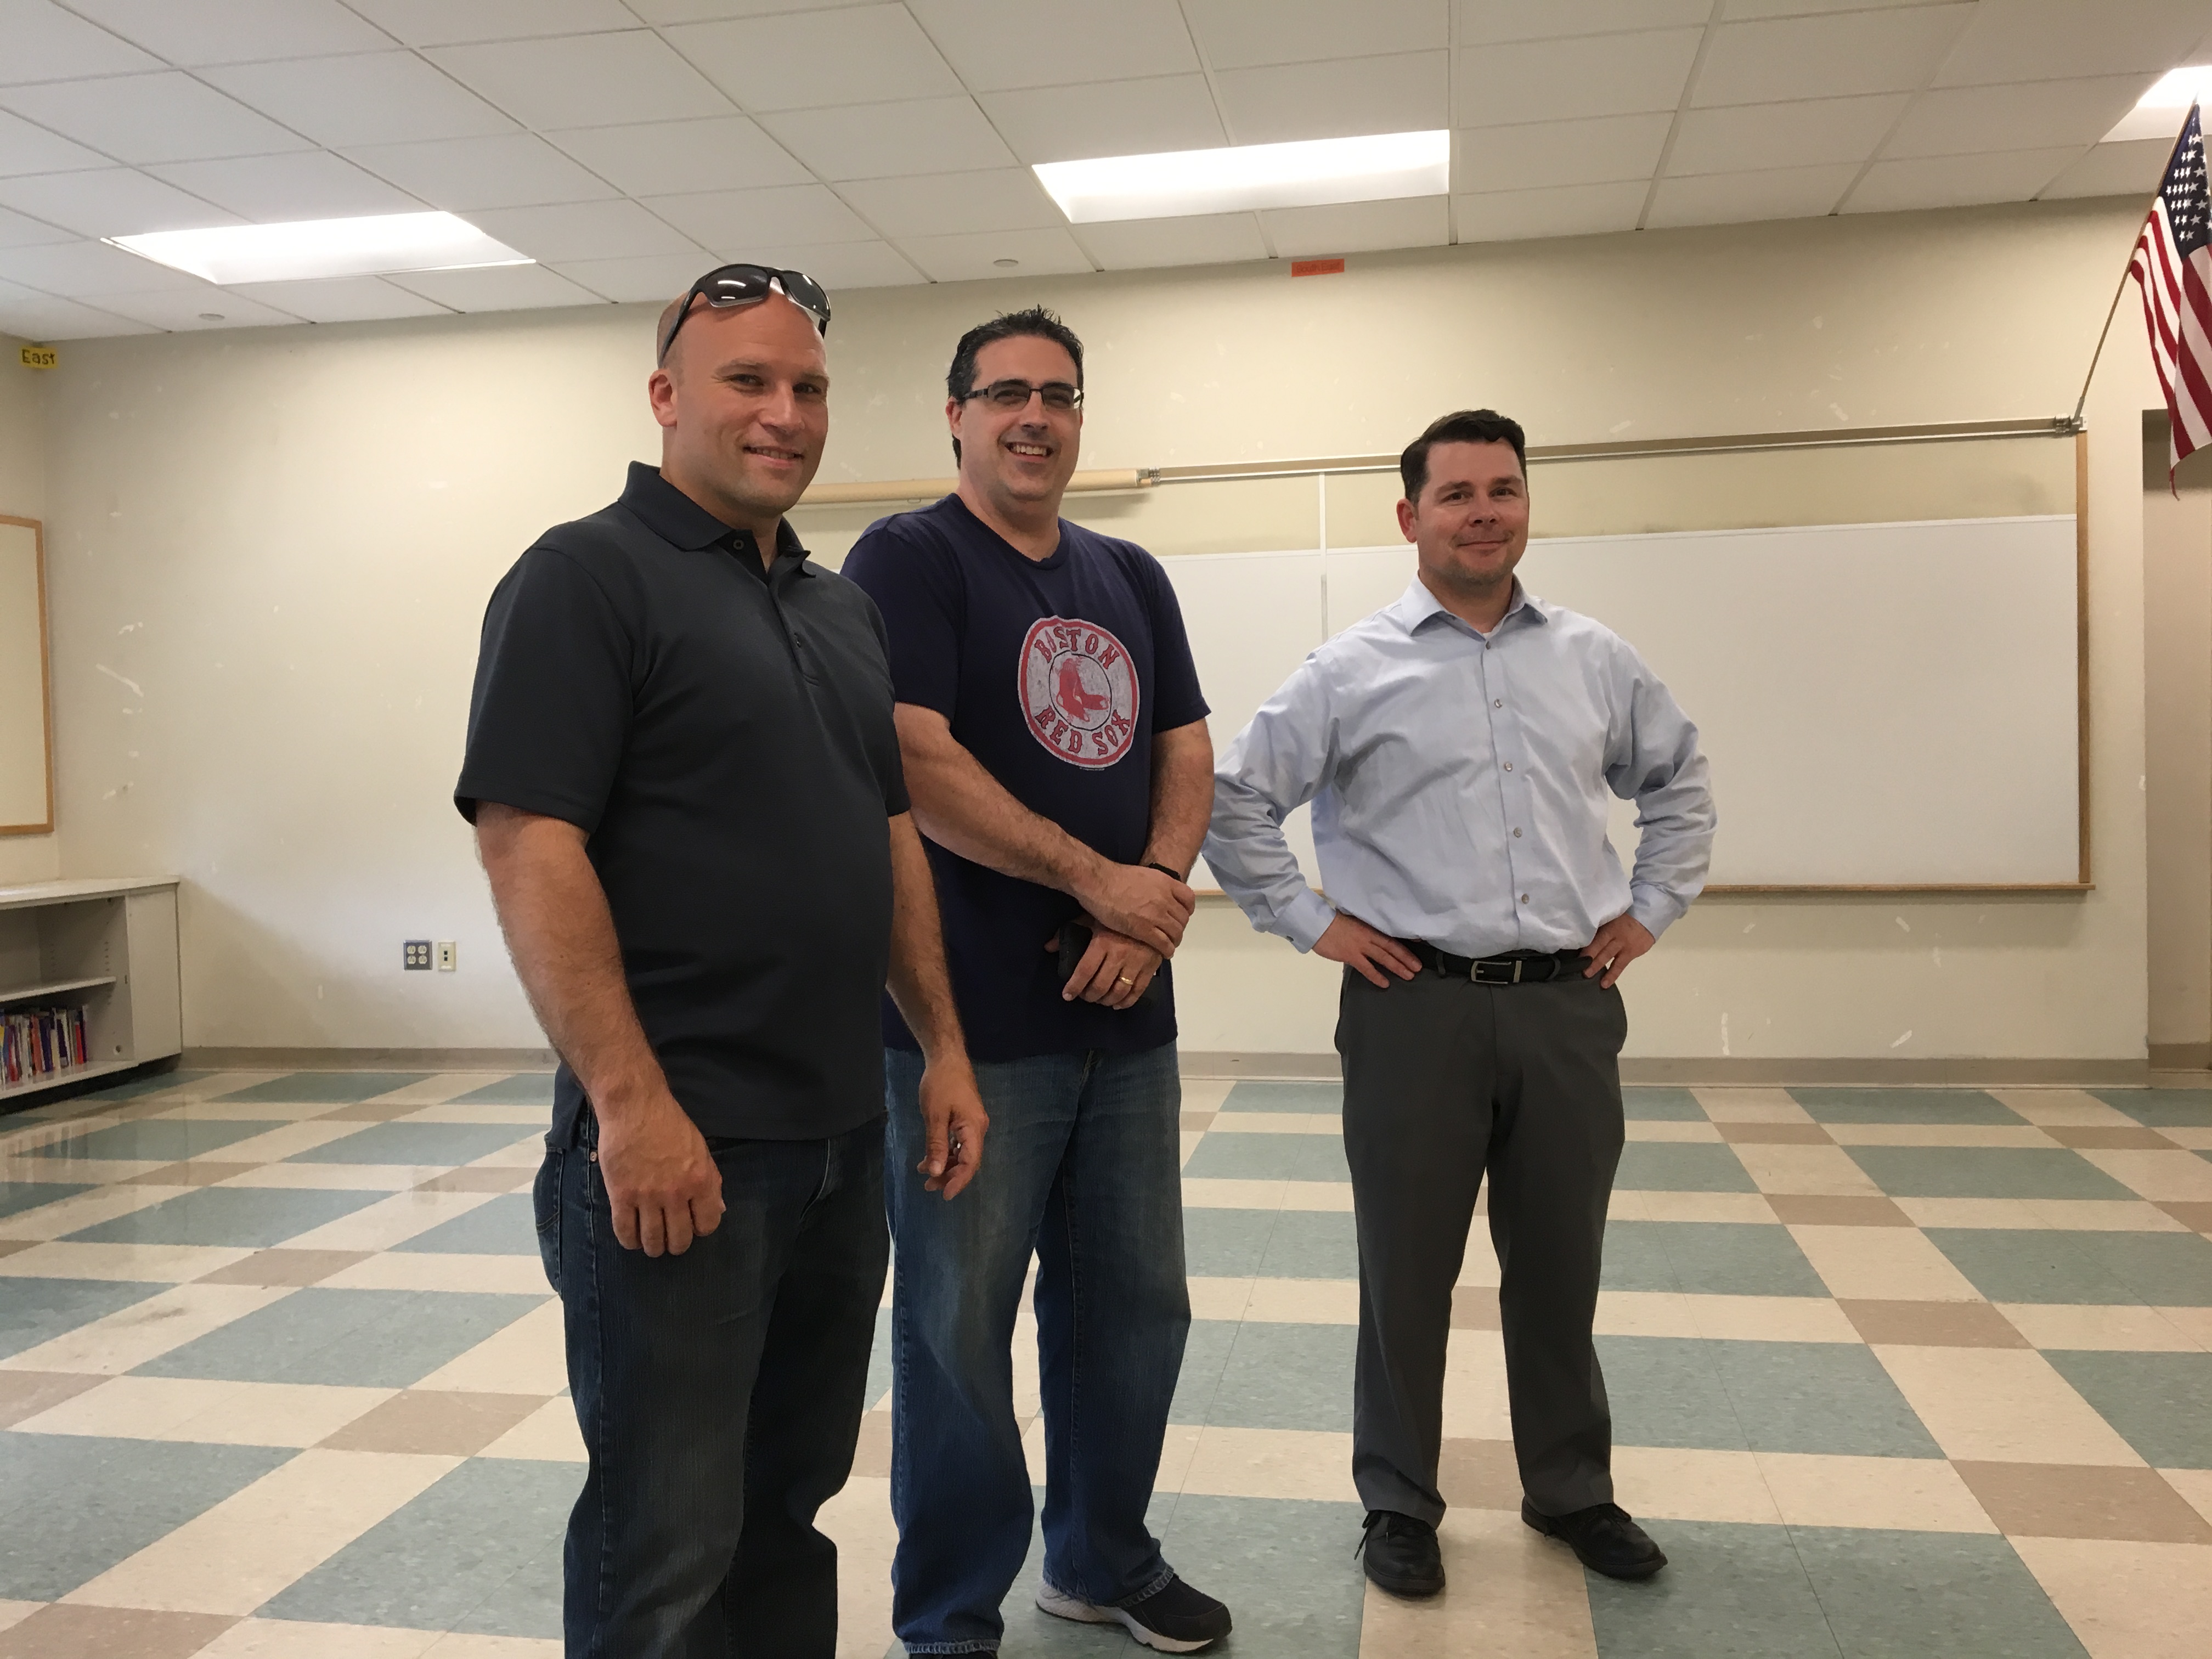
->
<box><xmin>657</xmin><ymin>264</ymin><xmax>831</xmax><ymax>363</ymax></box>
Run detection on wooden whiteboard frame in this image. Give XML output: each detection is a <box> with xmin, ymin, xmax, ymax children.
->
<box><xmin>0</xmin><ymin>515</ymin><xmax>54</xmax><ymax>837</ymax></box>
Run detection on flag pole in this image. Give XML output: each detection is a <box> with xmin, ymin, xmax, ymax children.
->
<box><xmin>2068</xmin><ymin>103</ymin><xmax>2198</xmax><ymax>431</ymax></box>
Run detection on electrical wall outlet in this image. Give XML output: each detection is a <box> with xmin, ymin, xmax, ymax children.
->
<box><xmin>404</xmin><ymin>940</ymin><xmax>432</xmax><ymax>970</ymax></box>
<box><xmin>435</xmin><ymin>940</ymin><xmax>458</xmax><ymax>972</ymax></box>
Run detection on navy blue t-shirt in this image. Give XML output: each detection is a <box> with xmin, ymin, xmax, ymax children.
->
<box><xmin>842</xmin><ymin>494</ymin><xmax>1209</xmax><ymax>1060</ymax></box>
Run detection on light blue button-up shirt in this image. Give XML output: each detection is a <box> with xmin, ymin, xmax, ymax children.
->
<box><xmin>1204</xmin><ymin>577</ymin><xmax>1716</xmax><ymax>958</ymax></box>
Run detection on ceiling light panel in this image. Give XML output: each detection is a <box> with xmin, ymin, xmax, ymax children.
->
<box><xmin>1034</xmin><ymin>130</ymin><xmax>1449</xmax><ymax>223</ymax></box>
<box><xmin>2107</xmin><ymin>65</ymin><xmax>2212</xmax><ymax>142</ymax></box>
<box><xmin>108</xmin><ymin>211</ymin><xmax>531</xmax><ymax>285</ymax></box>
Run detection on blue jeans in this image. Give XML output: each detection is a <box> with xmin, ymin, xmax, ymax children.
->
<box><xmin>536</xmin><ymin>1107</ymin><xmax>888</xmax><ymax>1659</ymax></box>
<box><xmin>884</xmin><ymin>1043</ymin><xmax>1189</xmax><ymax>1655</ymax></box>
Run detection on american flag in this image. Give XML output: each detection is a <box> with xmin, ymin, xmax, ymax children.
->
<box><xmin>2131</xmin><ymin>103</ymin><xmax>2211</xmax><ymax>478</ymax></box>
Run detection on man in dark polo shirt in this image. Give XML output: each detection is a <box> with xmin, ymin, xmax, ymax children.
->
<box><xmin>457</xmin><ymin>265</ymin><xmax>986</xmax><ymax>1659</ymax></box>
<box><xmin>842</xmin><ymin>308</ymin><xmax>1229</xmax><ymax>1656</ymax></box>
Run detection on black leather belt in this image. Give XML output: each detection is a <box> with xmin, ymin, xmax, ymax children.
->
<box><xmin>1409</xmin><ymin>942</ymin><xmax>1590</xmax><ymax>985</ymax></box>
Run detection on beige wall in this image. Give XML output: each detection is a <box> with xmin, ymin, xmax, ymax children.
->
<box><xmin>0</xmin><ymin>332</ymin><xmax>55</xmax><ymax>887</ymax></box>
<box><xmin>2143</xmin><ymin>421</ymin><xmax>2212</xmax><ymax>1065</ymax></box>
<box><xmin>35</xmin><ymin>198</ymin><xmax>2158</xmax><ymax>1060</ymax></box>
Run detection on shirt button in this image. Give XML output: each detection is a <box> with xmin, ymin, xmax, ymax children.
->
<box><xmin>1520</xmin><ymin>894</ymin><xmax>1530</xmax><ymax>904</ymax></box>
<box><xmin>1513</xmin><ymin>828</ymin><xmax>1522</xmax><ymax>838</ymax></box>
<box><xmin>1493</xmin><ymin>699</ymin><xmax>1502</xmax><ymax>708</ymax></box>
<box><xmin>1503</xmin><ymin>763</ymin><xmax>1513</xmax><ymax>772</ymax></box>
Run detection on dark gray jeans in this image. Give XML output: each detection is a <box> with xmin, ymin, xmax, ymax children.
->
<box><xmin>1337</xmin><ymin>964</ymin><xmax>1627</xmax><ymax>1525</ymax></box>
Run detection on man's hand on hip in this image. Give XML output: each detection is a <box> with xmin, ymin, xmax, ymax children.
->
<box><xmin>1314</xmin><ymin>913</ymin><xmax>1423</xmax><ymax>988</ymax></box>
<box><xmin>1049</xmin><ymin>916</ymin><xmax>1161</xmax><ymax>1010</ymax></box>
<box><xmin>1076</xmin><ymin>862</ymin><xmax>1194</xmax><ymax>956</ymax></box>
<box><xmin>916</xmin><ymin>1056</ymin><xmax>989</xmax><ymax>1200</ymax></box>
<box><xmin>1582</xmin><ymin>913</ymin><xmax>1656</xmax><ymax>988</ymax></box>
<box><xmin>595</xmin><ymin>1090</ymin><xmax>725</xmax><ymax>1256</ymax></box>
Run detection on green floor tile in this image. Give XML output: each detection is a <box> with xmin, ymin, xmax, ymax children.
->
<box><xmin>1795</xmin><ymin>1527</ymin><xmax>2086</xmax><ymax>1658</ymax></box>
<box><xmin>0</xmin><ymin>1180</ymin><xmax>92</xmax><ymax>1223</ymax></box>
<box><xmin>1167</xmin><ymin>1318</ymin><xmax>1238</xmax><ymax>1427</ymax></box>
<box><xmin>64</xmin><ymin>1184</ymin><xmax>386</xmax><ymax>1249</ymax></box>
<box><xmin>1183</xmin><ymin>1209</ymin><xmax>1279</xmax><ymax>1278</ymax></box>
<box><xmin>1219</xmin><ymin>1082</ymin><xmax>1342</xmax><ymax>1114</ymax></box>
<box><xmin>216</xmin><ymin>1071</ymin><xmax>429</xmax><ymax>1104</ymax></box>
<box><xmin>23</xmin><ymin>1116</ymin><xmax>273</xmax><ymax>1163</ymax></box>
<box><xmin>1182</xmin><ymin>1132</ymin><xmax>1349</xmax><ymax>1184</ymax></box>
<box><xmin>2091</xmin><ymin>1089</ymin><xmax>2212</xmax><ymax>1128</ymax></box>
<box><xmin>1616</xmin><ymin>1142</ymin><xmax>1758</xmax><ymax>1193</ymax></box>
<box><xmin>1712</xmin><ymin>1341</ymin><xmax>1942</xmax><ymax>1458</ymax></box>
<box><xmin>1790</xmin><ymin>1089</ymin><xmax>2025</xmax><ymax>1126</ymax></box>
<box><xmin>1152</xmin><ymin>1494</ymin><xmax>1364</xmax><ymax>1657</ymax></box>
<box><xmin>1844</xmin><ymin>1147</ymin><xmax>2134</xmax><ymax>1201</ymax></box>
<box><xmin>1624</xmin><ymin>1087</ymin><xmax>1707</xmax><ymax>1121</ymax></box>
<box><xmin>1927</xmin><ymin>1228</ymin><xmax>2212</xmax><ymax>1307</ymax></box>
<box><xmin>1585</xmin><ymin>1519</ymin><xmax>1839</xmax><ymax>1659</ymax></box>
<box><xmin>1595</xmin><ymin>1336</ymin><xmax>1746</xmax><ymax>1451</ymax></box>
<box><xmin>0</xmin><ymin>1276</ymin><xmax>166</xmax><ymax>1362</ymax></box>
<box><xmin>1203</xmin><ymin>1321</ymin><xmax>1356</xmax><ymax>1432</ymax></box>
<box><xmin>79</xmin><ymin>1068</ymin><xmax>212</xmax><ymax>1102</ymax></box>
<box><xmin>447</xmin><ymin>1073</ymin><xmax>557</xmax><ymax>1106</ymax></box>
<box><xmin>2042</xmin><ymin>1350</ymin><xmax>2212</xmax><ymax>1468</ymax></box>
<box><xmin>1605</xmin><ymin>1221</ymin><xmax>1827</xmax><ymax>1299</ymax></box>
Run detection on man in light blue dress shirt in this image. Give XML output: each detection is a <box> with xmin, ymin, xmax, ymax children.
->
<box><xmin>1204</xmin><ymin>409</ymin><xmax>1715</xmax><ymax>1600</ymax></box>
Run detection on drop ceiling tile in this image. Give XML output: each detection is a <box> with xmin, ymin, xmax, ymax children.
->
<box><xmin>344</xmin><ymin>133</ymin><xmax>622</xmax><ymax>210</ymax></box>
<box><xmin>893</xmin><ymin>224</ymin><xmax>1092</xmax><ymax>281</ymax></box>
<box><xmin>223</xmin><ymin>275</ymin><xmax>454</xmax><ymax>320</ymax></box>
<box><xmin>1455</xmin><ymin>29</ymin><xmax>1704</xmax><ymax>128</ymax></box>
<box><xmin>1452</xmin><ymin>178</ymin><xmax>1645</xmax><ymax>241</ymax></box>
<box><xmin>1720</xmin><ymin>0</ymin><xmax>1967</xmax><ymax>15</ymax></box>
<box><xmin>0</xmin><ymin>279</ymin><xmax>154</xmax><ymax>338</ymax></box>
<box><xmin>1933</xmin><ymin>0</ymin><xmax>2207</xmax><ymax>86</ymax></box>
<box><xmin>1886</xmin><ymin>76</ymin><xmax>2157</xmax><ymax>159</ymax></box>
<box><xmin>548</xmin><ymin>252</ymin><xmax>713</xmax><ymax>303</ymax></box>
<box><xmin>1215</xmin><ymin>53</ymin><xmax>1449</xmax><ymax>146</ymax></box>
<box><xmin>61</xmin><ymin>0</ymin><xmax>396</xmax><ymax>65</ymax></box>
<box><xmin>0</xmin><ymin>1</ymin><xmax>163</xmax><ymax>86</ymax></box>
<box><xmin>760</xmin><ymin>98</ymin><xmax>1016</xmax><ymax>181</ymax></box>
<box><xmin>0</xmin><ymin>73</ymin><xmax>314</xmax><ymax>165</ymax></box>
<box><xmin>1665</xmin><ymin>94</ymin><xmax>1907</xmax><ymax>175</ymax></box>
<box><xmin>1260</xmin><ymin>194</ymin><xmax>1449</xmax><ymax>257</ymax></box>
<box><xmin>0</xmin><ymin>204</ymin><xmax>72</xmax><ymax>247</ymax></box>
<box><xmin>1645</xmin><ymin>161</ymin><xmax>1860</xmax><ymax>227</ymax></box>
<box><xmin>145</xmin><ymin>152</ymin><xmax>424</xmax><ymax>220</ymax></box>
<box><xmin>629</xmin><ymin>0</ymin><xmax>877</xmax><ymax>18</ymax></box>
<box><xmin>1693</xmin><ymin>6</ymin><xmax>1977</xmax><ymax>105</ymax></box>
<box><xmin>0</xmin><ymin>110</ymin><xmax>108</xmax><ymax>177</ymax></box>
<box><xmin>202</xmin><ymin>53</ymin><xmax>517</xmax><ymax>149</ymax></box>
<box><xmin>0</xmin><ymin>237</ymin><xmax>213</xmax><ymax>295</ymax></box>
<box><xmin>2107</xmin><ymin>101</ymin><xmax>2195</xmax><ymax>145</ymax></box>
<box><xmin>1071</xmin><ymin>212</ymin><xmax>1267</xmax><ymax>270</ymax></box>
<box><xmin>385</xmin><ymin>262</ymin><xmax>606</xmax><ymax>310</ymax></box>
<box><xmin>92</xmin><ymin>286</ymin><xmax>309</xmax><ymax>330</ymax></box>
<box><xmin>468</xmin><ymin>199</ymin><xmax>706</xmax><ymax>263</ymax></box>
<box><xmin>1843</xmin><ymin>145</ymin><xmax>2087</xmax><ymax>212</ymax></box>
<box><xmin>428</xmin><ymin>33</ymin><xmax>736</xmax><ymax>129</ymax></box>
<box><xmin>1455</xmin><ymin>112</ymin><xmax>1671</xmax><ymax>191</ymax></box>
<box><xmin>644</xmin><ymin>182</ymin><xmax>877</xmax><ymax>247</ymax></box>
<box><xmin>740</xmin><ymin>238</ymin><xmax>924</xmax><ymax>289</ymax></box>
<box><xmin>345</xmin><ymin>0</ymin><xmax>645</xmax><ymax>46</ymax></box>
<box><xmin>2040</xmin><ymin>137</ymin><xmax>2177</xmax><ymax>200</ymax></box>
<box><xmin>835</xmin><ymin>168</ymin><xmax>1064</xmax><ymax>239</ymax></box>
<box><xmin>546</xmin><ymin>117</ymin><xmax>812</xmax><ymax>196</ymax></box>
<box><xmin>978</xmin><ymin>76</ymin><xmax>1229</xmax><ymax>165</ymax></box>
<box><xmin>668</xmin><ymin>7</ymin><xmax>961</xmax><ymax>114</ymax></box>
<box><xmin>1458</xmin><ymin>0</ymin><xmax>1713</xmax><ymax>44</ymax></box>
<box><xmin>0</xmin><ymin>168</ymin><xmax>240</xmax><ymax>236</ymax></box>
<box><xmin>1188</xmin><ymin>0</ymin><xmax>1448</xmax><ymax>70</ymax></box>
<box><xmin>904</xmin><ymin>0</ymin><xmax>1200</xmax><ymax>91</ymax></box>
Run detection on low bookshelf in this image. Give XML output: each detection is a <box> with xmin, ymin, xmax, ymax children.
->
<box><xmin>0</xmin><ymin>877</ymin><xmax>180</xmax><ymax>1104</ymax></box>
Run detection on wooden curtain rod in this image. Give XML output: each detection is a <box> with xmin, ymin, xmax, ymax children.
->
<box><xmin>796</xmin><ymin>416</ymin><xmax>2081</xmax><ymax>506</ymax></box>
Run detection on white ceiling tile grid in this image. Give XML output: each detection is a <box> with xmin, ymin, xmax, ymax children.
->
<box><xmin>0</xmin><ymin>0</ymin><xmax>2197</xmax><ymax>338</ymax></box>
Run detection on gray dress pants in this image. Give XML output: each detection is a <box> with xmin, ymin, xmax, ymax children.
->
<box><xmin>1337</xmin><ymin>963</ymin><xmax>1628</xmax><ymax>1525</ymax></box>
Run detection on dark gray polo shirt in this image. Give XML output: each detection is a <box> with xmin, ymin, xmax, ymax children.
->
<box><xmin>456</xmin><ymin>461</ymin><xmax>908</xmax><ymax>1144</ymax></box>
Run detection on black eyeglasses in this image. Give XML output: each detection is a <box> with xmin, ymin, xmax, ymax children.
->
<box><xmin>963</xmin><ymin>377</ymin><xmax>1084</xmax><ymax>411</ymax></box>
<box><xmin>657</xmin><ymin>263</ymin><xmax>831</xmax><ymax>363</ymax></box>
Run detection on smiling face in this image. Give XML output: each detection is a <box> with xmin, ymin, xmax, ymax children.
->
<box><xmin>947</xmin><ymin>333</ymin><xmax>1083</xmax><ymax>518</ymax></box>
<box><xmin>647</xmin><ymin>290</ymin><xmax>828</xmax><ymax>537</ymax></box>
<box><xmin>1396</xmin><ymin>438</ymin><xmax>1531</xmax><ymax>604</ymax></box>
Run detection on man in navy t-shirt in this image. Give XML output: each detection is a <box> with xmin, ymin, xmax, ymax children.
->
<box><xmin>842</xmin><ymin>308</ymin><xmax>1230</xmax><ymax>1655</ymax></box>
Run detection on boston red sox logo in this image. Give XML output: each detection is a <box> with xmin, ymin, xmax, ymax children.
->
<box><xmin>1018</xmin><ymin>616</ymin><xmax>1139</xmax><ymax>768</ymax></box>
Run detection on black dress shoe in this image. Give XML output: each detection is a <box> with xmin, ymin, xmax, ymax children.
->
<box><xmin>1357</xmin><ymin>1510</ymin><xmax>1445</xmax><ymax>1598</ymax></box>
<box><xmin>1521</xmin><ymin>1499</ymin><xmax>1668</xmax><ymax>1580</ymax></box>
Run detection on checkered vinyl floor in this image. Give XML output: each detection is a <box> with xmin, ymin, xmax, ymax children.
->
<box><xmin>2</xmin><ymin>1071</ymin><xmax>2210</xmax><ymax>1658</ymax></box>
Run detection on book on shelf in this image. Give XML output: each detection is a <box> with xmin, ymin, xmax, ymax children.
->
<box><xmin>2</xmin><ymin>1003</ymin><xmax>91</xmax><ymax>1087</ymax></box>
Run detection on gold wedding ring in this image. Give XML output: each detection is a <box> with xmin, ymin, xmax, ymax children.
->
<box><xmin>1118</xmin><ymin>974</ymin><xmax>1135</xmax><ymax>985</ymax></box>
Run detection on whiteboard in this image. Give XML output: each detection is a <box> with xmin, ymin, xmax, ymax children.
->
<box><xmin>0</xmin><ymin>518</ymin><xmax>51</xmax><ymax>836</ymax></box>
<box><xmin>1169</xmin><ymin>516</ymin><xmax>2081</xmax><ymax>891</ymax></box>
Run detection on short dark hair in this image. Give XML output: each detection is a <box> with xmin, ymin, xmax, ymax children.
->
<box><xmin>946</xmin><ymin>306</ymin><xmax>1085</xmax><ymax>462</ymax></box>
<box><xmin>1400</xmin><ymin>409</ymin><xmax>1528</xmax><ymax>502</ymax></box>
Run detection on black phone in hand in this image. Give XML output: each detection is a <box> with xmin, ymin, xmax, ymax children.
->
<box><xmin>1057</xmin><ymin>921</ymin><xmax>1163</xmax><ymax>1008</ymax></box>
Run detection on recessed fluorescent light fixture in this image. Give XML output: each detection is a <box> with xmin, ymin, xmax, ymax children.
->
<box><xmin>106</xmin><ymin>211</ymin><xmax>531</xmax><ymax>285</ymax></box>
<box><xmin>2104</xmin><ymin>66</ymin><xmax>2212</xmax><ymax>144</ymax></box>
<box><xmin>1034</xmin><ymin>130</ymin><xmax>1449</xmax><ymax>224</ymax></box>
